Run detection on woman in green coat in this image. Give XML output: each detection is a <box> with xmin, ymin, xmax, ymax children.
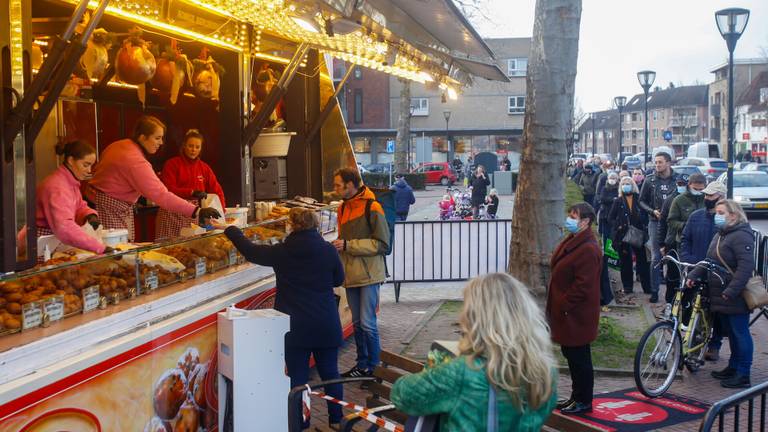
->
<box><xmin>391</xmin><ymin>273</ymin><xmax>558</xmax><ymax>431</ymax></box>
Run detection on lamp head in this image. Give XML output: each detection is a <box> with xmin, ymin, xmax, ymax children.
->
<box><xmin>637</xmin><ymin>70</ymin><xmax>656</xmax><ymax>91</ymax></box>
<box><xmin>443</xmin><ymin>110</ymin><xmax>451</xmax><ymax>121</ymax></box>
<box><xmin>614</xmin><ymin>96</ymin><xmax>627</xmax><ymax>110</ymax></box>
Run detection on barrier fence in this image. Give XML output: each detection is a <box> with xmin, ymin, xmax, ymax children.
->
<box><xmin>386</xmin><ymin>219</ymin><xmax>512</xmax><ymax>302</ymax></box>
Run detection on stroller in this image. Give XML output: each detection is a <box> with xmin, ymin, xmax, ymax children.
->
<box><xmin>451</xmin><ymin>190</ymin><xmax>474</xmax><ymax>220</ymax></box>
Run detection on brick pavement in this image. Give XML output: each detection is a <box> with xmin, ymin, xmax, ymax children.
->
<box><xmin>304</xmin><ymin>280</ymin><xmax>768</xmax><ymax>431</ymax></box>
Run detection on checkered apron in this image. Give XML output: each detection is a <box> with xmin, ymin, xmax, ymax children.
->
<box><xmin>90</xmin><ymin>187</ymin><xmax>136</xmax><ymax>241</ymax></box>
<box><xmin>155</xmin><ymin>199</ymin><xmax>199</xmax><ymax>241</ymax></box>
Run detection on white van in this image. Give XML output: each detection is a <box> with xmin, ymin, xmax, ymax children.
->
<box><xmin>687</xmin><ymin>142</ymin><xmax>721</xmax><ymax>159</ymax></box>
<box><xmin>652</xmin><ymin>146</ymin><xmax>675</xmax><ymax>159</ymax></box>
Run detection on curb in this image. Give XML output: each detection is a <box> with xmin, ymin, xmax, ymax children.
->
<box><xmin>399</xmin><ymin>300</ymin><xmax>444</xmax><ymax>347</ymax></box>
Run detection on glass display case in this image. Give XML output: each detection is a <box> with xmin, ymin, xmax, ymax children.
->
<box><xmin>0</xmin><ymin>203</ymin><xmax>338</xmax><ymax>341</ymax></box>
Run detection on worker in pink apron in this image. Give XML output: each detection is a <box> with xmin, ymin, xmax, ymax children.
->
<box><xmin>18</xmin><ymin>140</ymin><xmax>109</xmax><ymax>255</ymax></box>
<box><xmin>87</xmin><ymin>116</ymin><xmax>220</xmax><ymax>241</ymax></box>
<box><xmin>155</xmin><ymin>129</ymin><xmax>226</xmax><ymax>240</ymax></box>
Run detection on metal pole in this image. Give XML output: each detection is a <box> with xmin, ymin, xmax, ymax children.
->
<box><xmin>618</xmin><ymin>107</ymin><xmax>624</xmax><ymax>153</ymax></box>
<box><xmin>727</xmin><ymin>48</ymin><xmax>735</xmax><ymax>198</ymax></box>
<box><xmin>591</xmin><ymin>116</ymin><xmax>596</xmax><ymax>155</ymax></box>
<box><xmin>644</xmin><ymin>89</ymin><xmax>650</xmax><ymax>167</ymax></box>
<box><xmin>445</xmin><ymin>117</ymin><xmax>450</xmax><ymax>162</ymax></box>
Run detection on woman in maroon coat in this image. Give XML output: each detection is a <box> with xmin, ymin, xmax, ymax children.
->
<box><xmin>546</xmin><ymin>202</ymin><xmax>602</xmax><ymax>415</ymax></box>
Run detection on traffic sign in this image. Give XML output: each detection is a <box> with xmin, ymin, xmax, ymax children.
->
<box><xmin>386</xmin><ymin>140</ymin><xmax>395</xmax><ymax>153</ymax></box>
<box><xmin>663</xmin><ymin>131</ymin><xmax>672</xmax><ymax>141</ymax></box>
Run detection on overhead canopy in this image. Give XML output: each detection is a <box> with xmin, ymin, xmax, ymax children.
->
<box><xmin>452</xmin><ymin>57</ymin><xmax>510</xmax><ymax>83</ymax></box>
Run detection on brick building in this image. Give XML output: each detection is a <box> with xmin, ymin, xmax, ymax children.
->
<box><xmin>734</xmin><ymin>70</ymin><xmax>768</xmax><ymax>158</ymax></box>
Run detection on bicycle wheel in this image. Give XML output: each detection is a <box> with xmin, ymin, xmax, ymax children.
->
<box><xmin>634</xmin><ymin>321</ymin><xmax>681</xmax><ymax>398</ymax></box>
<box><xmin>684</xmin><ymin>311</ymin><xmax>709</xmax><ymax>373</ymax></box>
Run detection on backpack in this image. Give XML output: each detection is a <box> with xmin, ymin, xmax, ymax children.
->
<box><xmin>365</xmin><ymin>188</ymin><xmax>396</xmax><ymax>256</ymax></box>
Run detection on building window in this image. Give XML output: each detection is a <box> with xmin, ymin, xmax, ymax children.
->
<box><xmin>631</xmin><ymin>112</ymin><xmax>638</xmax><ymax>122</ymax></box>
<box><xmin>353</xmin><ymin>89</ymin><xmax>363</xmax><ymax>124</ymax></box>
<box><xmin>653</xmin><ymin>111</ymin><xmax>658</xmax><ymax>121</ymax></box>
<box><xmin>760</xmin><ymin>88</ymin><xmax>768</xmax><ymax>104</ymax></box>
<box><xmin>354</xmin><ymin>68</ymin><xmax>362</xmax><ymax>79</ymax></box>
<box><xmin>507</xmin><ymin>58</ymin><xmax>528</xmax><ymax>77</ymax></box>
<box><xmin>653</xmin><ymin>129</ymin><xmax>659</xmax><ymax>138</ymax></box>
<box><xmin>508</xmin><ymin>96</ymin><xmax>525</xmax><ymax>114</ymax></box>
<box><xmin>411</xmin><ymin>97</ymin><xmax>429</xmax><ymax>116</ymax></box>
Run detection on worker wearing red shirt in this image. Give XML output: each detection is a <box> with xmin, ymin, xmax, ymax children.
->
<box><xmin>156</xmin><ymin>129</ymin><xmax>226</xmax><ymax>240</ymax></box>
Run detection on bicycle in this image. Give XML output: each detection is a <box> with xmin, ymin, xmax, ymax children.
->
<box><xmin>633</xmin><ymin>255</ymin><xmax>726</xmax><ymax>397</ymax></box>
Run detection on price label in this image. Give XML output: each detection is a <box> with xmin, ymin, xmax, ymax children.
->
<box><xmin>144</xmin><ymin>271</ymin><xmax>159</xmax><ymax>291</ymax></box>
<box><xmin>82</xmin><ymin>285</ymin><xmax>100</xmax><ymax>313</ymax></box>
<box><xmin>22</xmin><ymin>302</ymin><xmax>43</xmax><ymax>330</ymax></box>
<box><xmin>228</xmin><ymin>249</ymin><xmax>237</xmax><ymax>266</ymax></box>
<box><xmin>195</xmin><ymin>258</ymin><xmax>207</xmax><ymax>278</ymax></box>
<box><xmin>44</xmin><ymin>296</ymin><xmax>65</xmax><ymax>322</ymax></box>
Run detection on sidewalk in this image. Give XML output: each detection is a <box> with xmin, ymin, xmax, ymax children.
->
<box><xmin>307</xmin><ymin>280</ymin><xmax>768</xmax><ymax>430</ymax></box>
<box><xmin>404</xmin><ymin>187</ymin><xmax>515</xmax><ymax>221</ymax></box>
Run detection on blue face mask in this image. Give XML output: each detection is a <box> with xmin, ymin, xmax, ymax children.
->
<box><xmin>565</xmin><ymin>217</ymin><xmax>580</xmax><ymax>233</ymax></box>
<box><xmin>621</xmin><ymin>185</ymin><xmax>632</xmax><ymax>194</ymax></box>
<box><xmin>714</xmin><ymin>214</ymin><xmax>727</xmax><ymax>228</ymax></box>
<box><xmin>690</xmin><ymin>190</ymin><xmax>703</xmax><ymax>196</ymax></box>
<box><xmin>677</xmin><ymin>186</ymin><xmax>687</xmax><ymax>194</ymax></box>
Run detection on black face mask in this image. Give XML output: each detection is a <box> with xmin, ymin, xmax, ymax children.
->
<box><xmin>705</xmin><ymin>199</ymin><xmax>717</xmax><ymax>209</ymax></box>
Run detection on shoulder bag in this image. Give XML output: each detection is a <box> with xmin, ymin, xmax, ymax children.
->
<box><xmin>622</xmin><ymin>202</ymin><xmax>646</xmax><ymax>249</ymax></box>
<box><xmin>715</xmin><ymin>236</ymin><xmax>768</xmax><ymax>310</ymax></box>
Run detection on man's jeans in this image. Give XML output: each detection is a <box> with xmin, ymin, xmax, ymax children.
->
<box><xmin>648</xmin><ymin>220</ymin><xmax>661</xmax><ymax>294</ymax></box>
<box><xmin>346</xmin><ymin>284</ymin><xmax>381</xmax><ymax>371</ymax></box>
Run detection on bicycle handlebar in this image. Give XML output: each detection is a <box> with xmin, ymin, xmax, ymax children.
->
<box><xmin>662</xmin><ymin>255</ymin><xmax>725</xmax><ymax>285</ymax></box>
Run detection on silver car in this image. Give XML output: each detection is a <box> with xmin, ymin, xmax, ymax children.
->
<box><xmin>715</xmin><ymin>171</ymin><xmax>768</xmax><ymax>212</ymax></box>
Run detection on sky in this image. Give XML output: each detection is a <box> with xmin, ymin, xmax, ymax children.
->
<box><xmin>468</xmin><ymin>0</ymin><xmax>768</xmax><ymax>114</ymax></box>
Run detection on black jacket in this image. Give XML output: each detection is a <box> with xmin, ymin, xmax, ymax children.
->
<box><xmin>691</xmin><ymin>222</ymin><xmax>755</xmax><ymax>314</ymax></box>
<box><xmin>597</xmin><ymin>183</ymin><xmax>619</xmax><ymax>223</ymax></box>
<box><xmin>657</xmin><ymin>191</ymin><xmax>680</xmax><ymax>249</ymax></box>
<box><xmin>225</xmin><ymin>227</ymin><xmax>345</xmax><ymax>347</ymax></box>
<box><xmin>639</xmin><ymin>169</ymin><xmax>679</xmax><ymax>220</ymax></box>
<box><xmin>608</xmin><ymin>193</ymin><xmax>648</xmax><ymax>248</ymax></box>
<box><xmin>470</xmin><ymin>173</ymin><xmax>490</xmax><ymax>204</ymax></box>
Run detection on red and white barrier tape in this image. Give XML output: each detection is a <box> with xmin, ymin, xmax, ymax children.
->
<box><xmin>302</xmin><ymin>387</ymin><xmax>404</xmax><ymax>432</ymax></box>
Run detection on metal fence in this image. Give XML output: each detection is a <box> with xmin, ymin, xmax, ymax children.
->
<box><xmin>386</xmin><ymin>219</ymin><xmax>512</xmax><ymax>302</ymax></box>
<box><xmin>698</xmin><ymin>380</ymin><xmax>768</xmax><ymax>431</ymax></box>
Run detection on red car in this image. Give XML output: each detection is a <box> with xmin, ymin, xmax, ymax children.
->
<box><xmin>412</xmin><ymin>162</ymin><xmax>457</xmax><ymax>186</ymax></box>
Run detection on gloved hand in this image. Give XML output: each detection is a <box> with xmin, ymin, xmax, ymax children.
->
<box><xmin>86</xmin><ymin>214</ymin><xmax>101</xmax><ymax>230</ymax></box>
<box><xmin>191</xmin><ymin>190</ymin><xmax>208</xmax><ymax>201</ymax></box>
<box><xmin>197</xmin><ymin>207</ymin><xmax>221</xmax><ymax>224</ymax></box>
<box><xmin>103</xmin><ymin>246</ymin><xmax>115</xmax><ymax>254</ymax></box>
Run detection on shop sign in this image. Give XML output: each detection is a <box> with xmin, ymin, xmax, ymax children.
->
<box><xmin>752</xmin><ymin>118</ymin><xmax>768</xmax><ymax>127</ymax></box>
<box><xmin>22</xmin><ymin>302</ymin><xmax>42</xmax><ymax>330</ymax></box>
<box><xmin>195</xmin><ymin>258</ymin><xmax>207</xmax><ymax>278</ymax></box>
<box><xmin>82</xmin><ymin>285</ymin><xmax>100</xmax><ymax>313</ymax></box>
<box><xmin>144</xmin><ymin>271</ymin><xmax>159</xmax><ymax>292</ymax></box>
<box><xmin>743</xmin><ymin>132</ymin><xmax>751</xmax><ymax>140</ymax></box>
<box><xmin>44</xmin><ymin>295</ymin><xmax>65</xmax><ymax>322</ymax></box>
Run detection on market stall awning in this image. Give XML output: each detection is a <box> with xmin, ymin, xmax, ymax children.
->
<box><xmin>452</xmin><ymin>57</ymin><xmax>510</xmax><ymax>82</ymax></box>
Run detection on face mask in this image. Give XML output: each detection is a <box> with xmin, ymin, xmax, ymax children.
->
<box><xmin>676</xmin><ymin>186</ymin><xmax>687</xmax><ymax>194</ymax></box>
<box><xmin>564</xmin><ymin>217</ymin><xmax>580</xmax><ymax>233</ymax></box>
<box><xmin>690</xmin><ymin>190</ymin><xmax>703</xmax><ymax>196</ymax></box>
<box><xmin>621</xmin><ymin>184</ymin><xmax>632</xmax><ymax>194</ymax></box>
<box><xmin>714</xmin><ymin>214</ymin><xmax>727</xmax><ymax>227</ymax></box>
<box><xmin>608</xmin><ymin>179</ymin><xmax>617</xmax><ymax>185</ymax></box>
<box><xmin>633</xmin><ymin>175</ymin><xmax>644</xmax><ymax>183</ymax></box>
<box><xmin>705</xmin><ymin>199</ymin><xmax>717</xmax><ymax>209</ymax></box>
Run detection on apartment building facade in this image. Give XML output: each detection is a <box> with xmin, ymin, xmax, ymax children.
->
<box><xmin>734</xmin><ymin>70</ymin><xmax>768</xmax><ymax>158</ymax></box>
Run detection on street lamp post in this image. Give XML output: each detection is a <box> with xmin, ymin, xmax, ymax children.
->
<box><xmin>614</xmin><ymin>96</ymin><xmax>627</xmax><ymax>155</ymax></box>
<box><xmin>716</xmin><ymin>7</ymin><xmax>750</xmax><ymax>198</ymax></box>
<box><xmin>590</xmin><ymin>112</ymin><xmax>596</xmax><ymax>155</ymax></box>
<box><xmin>637</xmin><ymin>70</ymin><xmax>656</xmax><ymax>169</ymax></box>
<box><xmin>443</xmin><ymin>110</ymin><xmax>452</xmax><ymax>162</ymax></box>
<box><xmin>407</xmin><ymin>104</ymin><xmax>415</xmax><ymax>169</ymax></box>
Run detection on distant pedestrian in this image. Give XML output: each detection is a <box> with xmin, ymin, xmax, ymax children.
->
<box><xmin>548</xmin><ymin>202</ymin><xmax>601</xmax><ymax>415</ymax></box>
<box><xmin>500</xmin><ymin>156</ymin><xmax>512</xmax><ymax>171</ymax></box>
<box><xmin>486</xmin><ymin>188</ymin><xmax>499</xmax><ymax>218</ymax></box>
<box><xmin>470</xmin><ymin>165</ymin><xmax>490</xmax><ymax>218</ymax></box>
<box><xmin>610</xmin><ymin>177</ymin><xmax>651</xmax><ymax>295</ymax></box>
<box><xmin>390</xmin><ymin>174</ymin><xmax>415</xmax><ymax>221</ymax></box>
<box><xmin>632</xmin><ymin>168</ymin><xmax>645</xmax><ymax>191</ymax></box>
<box><xmin>596</xmin><ymin>172</ymin><xmax>619</xmax><ymax>306</ymax></box>
<box><xmin>744</xmin><ymin>150</ymin><xmax>753</xmax><ymax>162</ymax></box>
<box><xmin>578</xmin><ymin>165</ymin><xmax>599</xmax><ymax>206</ymax></box>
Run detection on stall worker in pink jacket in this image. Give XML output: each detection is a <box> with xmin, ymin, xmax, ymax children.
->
<box><xmin>86</xmin><ymin>115</ymin><xmax>221</xmax><ymax>241</ymax></box>
<box><xmin>18</xmin><ymin>140</ymin><xmax>109</xmax><ymax>254</ymax></box>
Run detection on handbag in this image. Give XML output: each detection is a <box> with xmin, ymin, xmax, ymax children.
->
<box><xmin>623</xmin><ymin>225</ymin><xmax>646</xmax><ymax>249</ymax></box>
<box><xmin>715</xmin><ymin>236</ymin><xmax>768</xmax><ymax>310</ymax></box>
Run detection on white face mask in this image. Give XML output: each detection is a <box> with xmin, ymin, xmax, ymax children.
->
<box><xmin>608</xmin><ymin>179</ymin><xmax>617</xmax><ymax>185</ymax></box>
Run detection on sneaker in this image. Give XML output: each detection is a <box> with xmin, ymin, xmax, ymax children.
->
<box><xmin>341</xmin><ymin>366</ymin><xmax>371</xmax><ymax>378</ymax></box>
<box><xmin>711</xmin><ymin>367</ymin><xmax>737</xmax><ymax>380</ymax></box>
<box><xmin>721</xmin><ymin>375</ymin><xmax>751</xmax><ymax>389</ymax></box>
<box><xmin>650</xmin><ymin>293</ymin><xmax>659</xmax><ymax>303</ymax></box>
<box><xmin>704</xmin><ymin>348</ymin><xmax>720</xmax><ymax>362</ymax></box>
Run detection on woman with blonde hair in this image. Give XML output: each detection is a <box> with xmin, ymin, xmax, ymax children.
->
<box><xmin>223</xmin><ymin>207</ymin><xmax>345</xmax><ymax>429</ymax></box>
<box><xmin>391</xmin><ymin>273</ymin><xmax>557</xmax><ymax>431</ymax></box>
<box><xmin>609</xmin><ymin>177</ymin><xmax>651</xmax><ymax>295</ymax></box>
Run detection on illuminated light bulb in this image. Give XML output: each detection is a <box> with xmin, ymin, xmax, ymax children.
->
<box><xmin>447</xmin><ymin>87</ymin><xmax>458</xmax><ymax>100</ymax></box>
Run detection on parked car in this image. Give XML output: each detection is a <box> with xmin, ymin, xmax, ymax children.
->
<box><xmin>412</xmin><ymin>162</ymin><xmax>457</xmax><ymax>186</ymax></box>
<box><xmin>357</xmin><ymin>162</ymin><xmax>370</xmax><ymax>174</ymax></box>
<box><xmin>743</xmin><ymin>163</ymin><xmax>768</xmax><ymax>174</ymax></box>
<box><xmin>365</xmin><ymin>163</ymin><xmax>394</xmax><ymax>174</ymax></box>
<box><xmin>734</xmin><ymin>162</ymin><xmax>753</xmax><ymax>171</ymax></box>
<box><xmin>572</xmin><ymin>153</ymin><xmax>591</xmax><ymax>161</ymax></box>
<box><xmin>676</xmin><ymin>157</ymin><xmax>727</xmax><ymax>181</ymax></box>
<box><xmin>671</xmin><ymin>165</ymin><xmax>703</xmax><ymax>178</ymax></box>
<box><xmin>622</xmin><ymin>156</ymin><xmax>642</xmax><ymax>170</ymax></box>
<box><xmin>687</xmin><ymin>142</ymin><xmax>721</xmax><ymax>159</ymax></box>
<box><xmin>715</xmin><ymin>171</ymin><xmax>768</xmax><ymax>212</ymax></box>
<box><xmin>618</xmin><ymin>152</ymin><xmax>634</xmax><ymax>165</ymax></box>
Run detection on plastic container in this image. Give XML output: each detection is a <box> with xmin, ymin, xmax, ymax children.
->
<box><xmin>225</xmin><ymin>206</ymin><xmax>249</xmax><ymax>227</ymax></box>
<box><xmin>100</xmin><ymin>229</ymin><xmax>129</xmax><ymax>247</ymax></box>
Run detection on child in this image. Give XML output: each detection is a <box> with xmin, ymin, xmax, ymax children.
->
<box><xmin>486</xmin><ymin>189</ymin><xmax>499</xmax><ymax>219</ymax></box>
<box><xmin>439</xmin><ymin>194</ymin><xmax>454</xmax><ymax>220</ymax></box>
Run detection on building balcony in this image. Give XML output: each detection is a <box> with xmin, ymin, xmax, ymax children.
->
<box><xmin>710</xmin><ymin>128</ymin><xmax>721</xmax><ymax>141</ymax></box>
<box><xmin>710</xmin><ymin>104</ymin><xmax>721</xmax><ymax>118</ymax></box>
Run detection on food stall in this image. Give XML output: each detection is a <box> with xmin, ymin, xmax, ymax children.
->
<box><xmin>0</xmin><ymin>0</ymin><xmax>508</xmax><ymax>429</ymax></box>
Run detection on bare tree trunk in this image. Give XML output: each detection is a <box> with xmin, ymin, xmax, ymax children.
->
<box><xmin>395</xmin><ymin>79</ymin><xmax>411</xmax><ymax>174</ymax></box>
<box><xmin>508</xmin><ymin>0</ymin><xmax>582</xmax><ymax>295</ymax></box>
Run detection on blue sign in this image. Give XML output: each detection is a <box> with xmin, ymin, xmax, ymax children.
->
<box><xmin>663</xmin><ymin>131</ymin><xmax>672</xmax><ymax>141</ymax></box>
<box><xmin>386</xmin><ymin>140</ymin><xmax>395</xmax><ymax>153</ymax></box>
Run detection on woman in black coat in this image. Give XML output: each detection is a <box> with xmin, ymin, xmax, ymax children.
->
<box><xmin>224</xmin><ymin>208</ymin><xmax>345</xmax><ymax>429</ymax></box>
<box><xmin>609</xmin><ymin>177</ymin><xmax>651</xmax><ymax>295</ymax></box>
<box><xmin>689</xmin><ymin>199</ymin><xmax>754</xmax><ymax>389</ymax></box>
<box><xmin>470</xmin><ymin>165</ymin><xmax>490</xmax><ymax>218</ymax></box>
